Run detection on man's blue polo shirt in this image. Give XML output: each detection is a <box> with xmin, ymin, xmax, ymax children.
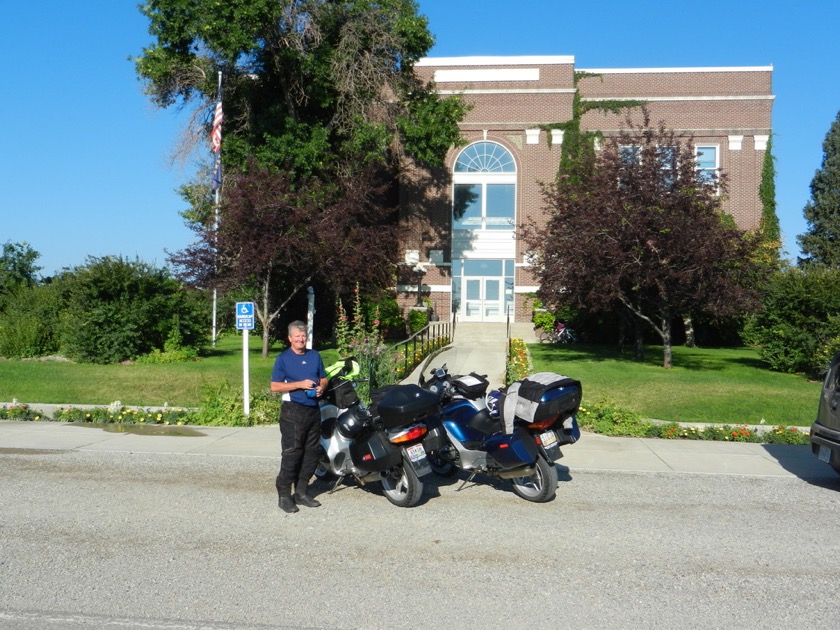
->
<box><xmin>271</xmin><ymin>348</ymin><xmax>327</xmax><ymax>407</ymax></box>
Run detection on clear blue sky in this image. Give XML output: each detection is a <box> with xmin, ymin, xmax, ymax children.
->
<box><xmin>2</xmin><ymin>1</ymin><xmax>838</xmax><ymax>276</ymax></box>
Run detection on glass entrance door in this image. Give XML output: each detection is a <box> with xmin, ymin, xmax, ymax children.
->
<box><xmin>463</xmin><ymin>277</ymin><xmax>503</xmax><ymax>322</ymax></box>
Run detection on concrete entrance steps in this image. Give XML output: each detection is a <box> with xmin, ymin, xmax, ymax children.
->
<box><xmin>452</xmin><ymin>321</ymin><xmax>539</xmax><ymax>344</ymax></box>
<box><xmin>405</xmin><ymin>321</ymin><xmax>539</xmax><ymax>389</ymax></box>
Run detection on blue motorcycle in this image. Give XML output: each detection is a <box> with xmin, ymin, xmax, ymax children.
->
<box><xmin>420</xmin><ymin>365</ymin><xmax>581</xmax><ymax>503</ymax></box>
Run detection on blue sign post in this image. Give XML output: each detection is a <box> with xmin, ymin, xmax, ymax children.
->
<box><xmin>235</xmin><ymin>302</ymin><xmax>255</xmax><ymax>415</ymax></box>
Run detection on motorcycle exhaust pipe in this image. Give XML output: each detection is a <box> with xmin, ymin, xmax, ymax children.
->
<box><xmin>496</xmin><ymin>464</ymin><xmax>536</xmax><ymax>479</ymax></box>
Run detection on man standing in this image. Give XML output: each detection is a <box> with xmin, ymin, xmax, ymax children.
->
<box><xmin>271</xmin><ymin>320</ymin><xmax>328</xmax><ymax>514</ymax></box>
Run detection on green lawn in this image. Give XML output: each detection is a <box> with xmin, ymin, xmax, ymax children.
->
<box><xmin>0</xmin><ymin>336</ymin><xmax>341</xmax><ymax>408</ymax></box>
<box><xmin>529</xmin><ymin>343</ymin><xmax>821</xmax><ymax>427</ymax></box>
<box><xmin>1</xmin><ymin>337</ymin><xmax>821</xmax><ymax>428</ymax></box>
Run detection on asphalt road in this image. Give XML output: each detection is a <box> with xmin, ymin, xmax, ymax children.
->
<box><xmin>2</xmin><ymin>449</ymin><xmax>840</xmax><ymax>629</ymax></box>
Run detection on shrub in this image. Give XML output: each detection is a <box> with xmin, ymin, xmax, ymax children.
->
<box><xmin>408</xmin><ymin>308</ymin><xmax>429</xmax><ymax>333</ymax></box>
<box><xmin>743</xmin><ymin>266</ymin><xmax>840</xmax><ymax>376</ymax></box>
<box><xmin>136</xmin><ymin>328</ymin><xmax>199</xmax><ymax>364</ymax></box>
<box><xmin>55</xmin><ymin>256</ymin><xmax>208</xmax><ymax>364</ymax></box>
<box><xmin>363</xmin><ymin>292</ymin><xmax>403</xmax><ymax>338</ymax></box>
<box><xmin>185</xmin><ymin>382</ymin><xmax>278</xmax><ymax>426</ymax></box>
<box><xmin>532</xmin><ymin>309</ymin><xmax>555</xmax><ymax>332</ymax></box>
<box><xmin>0</xmin><ymin>284</ymin><xmax>62</xmax><ymax>358</ymax></box>
<box><xmin>577</xmin><ymin>399</ymin><xmax>650</xmax><ymax>437</ymax></box>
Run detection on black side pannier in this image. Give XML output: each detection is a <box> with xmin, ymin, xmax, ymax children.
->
<box><xmin>350</xmin><ymin>430</ymin><xmax>401</xmax><ymax>472</ymax></box>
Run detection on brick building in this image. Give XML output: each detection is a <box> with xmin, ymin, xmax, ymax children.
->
<box><xmin>398</xmin><ymin>55</ymin><xmax>773</xmax><ymax>323</ymax></box>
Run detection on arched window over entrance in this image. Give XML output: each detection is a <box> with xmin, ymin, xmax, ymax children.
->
<box><xmin>454</xmin><ymin>141</ymin><xmax>516</xmax><ymax>173</ymax></box>
<box><xmin>452</xmin><ymin>142</ymin><xmax>517</xmax><ymax>231</ymax></box>
<box><xmin>451</xmin><ymin>141</ymin><xmax>517</xmax><ymax>322</ymax></box>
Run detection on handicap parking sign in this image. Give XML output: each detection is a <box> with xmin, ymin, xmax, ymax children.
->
<box><xmin>235</xmin><ymin>302</ymin><xmax>255</xmax><ymax>330</ymax></box>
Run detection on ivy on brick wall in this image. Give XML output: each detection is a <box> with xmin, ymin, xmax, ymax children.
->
<box><xmin>540</xmin><ymin>71</ymin><xmax>645</xmax><ymax>185</ymax></box>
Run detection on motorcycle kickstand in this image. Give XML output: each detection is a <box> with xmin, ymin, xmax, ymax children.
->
<box><xmin>328</xmin><ymin>474</ymin><xmax>345</xmax><ymax>494</ymax></box>
<box><xmin>456</xmin><ymin>471</ymin><xmax>479</xmax><ymax>492</ymax></box>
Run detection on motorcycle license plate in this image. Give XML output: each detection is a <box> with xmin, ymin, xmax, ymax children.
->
<box><xmin>540</xmin><ymin>430</ymin><xmax>562</xmax><ymax>462</ymax></box>
<box><xmin>540</xmin><ymin>430</ymin><xmax>559</xmax><ymax>448</ymax></box>
<box><xmin>405</xmin><ymin>443</ymin><xmax>431</xmax><ymax>477</ymax></box>
<box><xmin>819</xmin><ymin>445</ymin><xmax>832</xmax><ymax>463</ymax></box>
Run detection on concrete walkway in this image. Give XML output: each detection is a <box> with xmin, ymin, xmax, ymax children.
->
<box><xmin>403</xmin><ymin>321</ymin><xmax>537</xmax><ymax>390</ymax></box>
<box><xmin>0</xmin><ymin>420</ymin><xmax>834</xmax><ymax>481</ymax></box>
<box><xmin>2</xmin><ymin>321</ymin><xmax>834</xmax><ymax>481</ymax></box>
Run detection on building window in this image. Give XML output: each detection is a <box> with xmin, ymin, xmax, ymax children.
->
<box><xmin>454</xmin><ymin>142</ymin><xmax>516</xmax><ymax>173</ymax></box>
<box><xmin>619</xmin><ymin>144</ymin><xmax>716</xmax><ymax>189</ymax></box>
<box><xmin>695</xmin><ymin>145</ymin><xmax>718</xmax><ymax>184</ymax></box>
<box><xmin>453</xmin><ymin>142</ymin><xmax>517</xmax><ymax>231</ymax></box>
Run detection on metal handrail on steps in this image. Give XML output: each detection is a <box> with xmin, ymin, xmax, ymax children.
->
<box><xmin>387</xmin><ymin>320</ymin><xmax>452</xmax><ymax>379</ymax></box>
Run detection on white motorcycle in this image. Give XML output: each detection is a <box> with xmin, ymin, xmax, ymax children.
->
<box><xmin>315</xmin><ymin>360</ymin><xmax>446</xmax><ymax>508</ymax></box>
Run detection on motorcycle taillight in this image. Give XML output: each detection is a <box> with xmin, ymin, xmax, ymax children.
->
<box><xmin>527</xmin><ymin>418</ymin><xmax>556</xmax><ymax>431</ymax></box>
<box><xmin>390</xmin><ymin>425</ymin><xmax>428</xmax><ymax>444</ymax></box>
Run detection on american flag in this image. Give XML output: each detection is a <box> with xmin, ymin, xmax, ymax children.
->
<box><xmin>211</xmin><ymin>90</ymin><xmax>223</xmax><ymax>190</ymax></box>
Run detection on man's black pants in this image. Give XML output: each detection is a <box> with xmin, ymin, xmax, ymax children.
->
<box><xmin>276</xmin><ymin>401</ymin><xmax>321</xmax><ymax>499</ymax></box>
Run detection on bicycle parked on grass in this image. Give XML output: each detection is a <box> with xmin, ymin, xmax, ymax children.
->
<box><xmin>536</xmin><ymin>322</ymin><xmax>577</xmax><ymax>344</ymax></box>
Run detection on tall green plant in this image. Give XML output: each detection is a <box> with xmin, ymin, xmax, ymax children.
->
<box><xmin>759</xmin><ymin>136</ymin><xmax>781</xmax><ymax>246</ymax></box>
<box><xmin>337</xmin><ymin>284</ymin><xmax>398</xmax><ymax>400</ymax></box>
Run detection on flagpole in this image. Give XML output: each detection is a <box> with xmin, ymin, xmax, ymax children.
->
<box><xmin>211</xmin><ymin>71</ymin><xmax>223</xmax><ymax>347</ymax></box>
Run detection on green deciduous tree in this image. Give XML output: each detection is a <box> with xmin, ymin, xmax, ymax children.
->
<box><xmin>0</xmin><ymin>241</ymin><xmax>42</xmax><ymax>310</ymax></box>
<box><xmin>526</xmin><ymin>113</ymin><xmax>765</xmax><ymax>368</ymax></box>
<box><xmin>798</xmin><ymin>110</ymin><xmax>840</xmax><ymax>267</ymax></box>
<box><xmin>135</xmin><ymin>0</ymin><xmax>465</xmax><ymax>178</ymax></box>
<box><xmin>137</xmin><ymin>0</ymin><xmax>467</xmax><ymax>338</ymax></box>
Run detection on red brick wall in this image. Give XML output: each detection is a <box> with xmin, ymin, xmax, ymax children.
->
<box><xmin>401</xmin><ymin>59</ymin><xmax>773</xmax><ymax>321</ymax></box>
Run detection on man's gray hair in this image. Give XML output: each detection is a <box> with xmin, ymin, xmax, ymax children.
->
<box><xmin>288</xmin><ymin>320</ymin><xmax>307</xmax><ymax>335</ymax></box>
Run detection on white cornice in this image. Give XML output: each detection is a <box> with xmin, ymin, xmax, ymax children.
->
<box><xmin>579</xmin><ymin>66</ymin><xmax>773</xmax><ymax>74</ymax></box>
<box><xmin>436</xmin><ymin>88</ymin><xmax>577</xmax><ymax>95</ymax></box>
<box><xmin>417</xmin><ymin>55</ymin><xmax>575</xmax><ymax>67</ymax></box>
<box><xmin>584</xmin><ymin>95</ymin><xmax>775</xmax><ymax>102</ymax></box>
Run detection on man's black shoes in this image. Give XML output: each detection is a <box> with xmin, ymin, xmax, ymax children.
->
<box><xmin>279</xmin><ymin>496</ymin><xmax>299</xmax><ymax>514</ymax></box>
<box><xmin>294</xmin><ymin>494</ymin><xmax>321</xmax><ymax>508</ymax></box>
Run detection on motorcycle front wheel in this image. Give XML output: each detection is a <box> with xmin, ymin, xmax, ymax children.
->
<box><xmin>381</xmin><ymin>463</ymin><xmax>423</xmax><ymax>507</ymax></box>
<box><xmin>313</xmin><ymin>447</ymin><xmax>335</xmax><ymax>481</ymax></box>
<box><xmin>510</xmin><ymin>455</ymin><xmax>558</xmax><ymax>503</ymax></box>
<box><xmin>428</xmin><ymin>453</ymin><xmax>458</xmax><ymax>477</ymax></box>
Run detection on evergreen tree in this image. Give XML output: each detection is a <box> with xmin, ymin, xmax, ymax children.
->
<box><xmin>758</xmin><ymin>136</ymin><xmax>781</xmax><ymax>255</ymax></box>
<box><xmin>798</xmin><ymin>110</ymin><xmax>840</xmax><ymax>267</ymax></box>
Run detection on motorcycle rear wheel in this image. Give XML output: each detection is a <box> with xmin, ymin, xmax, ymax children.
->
<box><xmin>381</xmin><ymin>463</ymin><xmax>423</xmax><ymax>507</ymax></box>
<box><xmin>510</xmin><ymin>455</ymin><xmax>558</xmax><ymax>503</ymax></box>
